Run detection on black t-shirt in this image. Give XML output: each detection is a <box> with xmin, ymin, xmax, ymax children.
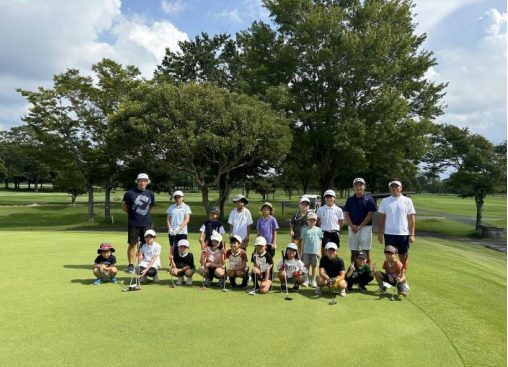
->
<box><xmin>202</xmin><ymin>220</ymin><xmax>224</xmax><ymax>243</ymax></box>
<box><xmin>94</xmin><ymin>255</ymin><xmax>117</xmax><ymax>266</ymax></box>
<box><xmin>173</xmin><ymin>251</ymin><xmax>195</xmax><ymax>269</ymax></box>
<box><xmin>123</xmin><ymin>188</ymin><xmax>155</xmax><ymax>227</ymax></box>
<box><xmin>319</xmin><ymin>256</ymin><xmax>345</xmax><ymax>278</ymax></box>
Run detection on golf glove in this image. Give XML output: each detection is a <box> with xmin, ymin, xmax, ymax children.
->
<box><xmin>327</xmin><ymin>278</ymin><xmax>335</xmax><ymax>286</ymax></box>
<box><xmin>168</xmin><ymin>228</ymin><xmax>175</xmax><ymax>236</ymax></box>
<box><xmin>292</xmin><ymin>271</ymin><xmax>300</xmax><ymax>278</ymax></box>
<box><xmin>173</xmin><ymin>227</ymin><xmax>180</xmax><ymax>235</ymax></box>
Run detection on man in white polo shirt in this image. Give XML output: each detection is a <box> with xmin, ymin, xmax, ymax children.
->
<box><xmin>377</xmin><ymin>179</ymin><xmax>416</xmax><ymax>271</ymax></box>
<box><xmin>316</xmin><ymin>189</ymin><xmax>344</xmax><ymax>256</ymax></box>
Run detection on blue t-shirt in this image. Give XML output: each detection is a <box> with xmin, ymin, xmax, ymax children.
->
<box><xmin>302</xmin><ymin>226</ymin><xmax>323</xmax><ymax>255</ymax></box>
<box><xmin>123</xmin><ymin>188</ymin><xmax>155</xmax><ymax>227</ymax></box>
<box><xmin>343</xmin><ymin>194</ymin><xmax>377</xmax><ymax>226</ymax></box>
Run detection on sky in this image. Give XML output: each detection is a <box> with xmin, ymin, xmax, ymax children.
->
<box><xmin>0</xmin><ymin>0</ymin><xmax>506</xmax><ymax>143</ymax></box>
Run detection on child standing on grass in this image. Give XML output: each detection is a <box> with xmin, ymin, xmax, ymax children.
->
<box><xmin>228</xmin><ymin>194</ymin><xmax>253</xmax><ymax>250</ymax></box>
<box><xmin>138</xmin><ymin>229</ymin><xmax>162</xmax><ymax>283</ymax></box>
<box><xmin>277</xmin><ymin>243</ymin><xmax>307</xmax><ymax>292</ymax></box>
<box><xmin>315</xmin><ymin>242</ymin><xmax>347</xmax><ymax>297</ymax></box>
<box><xmin>345</xmin><ymin>251</ymin><xmax>374</xmax><ymax>292</ymax></box>
<box><xmin>249</xmin><ymin>236</ymin><xmax>273</xmax><ymax>295</ymax></box>
<box><xmin>316</xmin><ymin>189</ymin><xmax>344</xmax><ymax>255</ymax></box>
<box><xmin>256</xmin><ymin>202</ymin><xmax>279</xmax><ymax>257</ymax></box>
<box><xmin>166</xmin><ymin>190</ymin><xmax>192</xmax><ymax>260</ymax></box>
<box><xmin>225</xmin><ymin>235</ymin><xmax>249</xmax><ymax>288</ymax></box>
<box><xmin>198</xmin><ymin>231</ymin><xmax>226</xmax><ymax>287</ymax></box>
<box><xmin>301</xmin><ymin>211</ymin><xmax>322</xmax><ymax>288</ymax></box>
<box><xmin>169</xmin><ymin>239</ymin><xmax>195</xmax><ymax>286</ymax></box>
<box><xmin>93</xmin><ymin>242</ymin><xmax>118</xmax><ymax>285</ymax></box>
<box><xmin>374</xmin><ymin>245</ymin><xmax>409</xmax><ymax>297</ymax></box>
<box><xmin>289</xmin><ymin>196</ymin><xmax>313</xmax><ymax>255</ymax></box>
<box><xmin>199</xmin><ymin>207</ymin><xmax>225</xmax><ymax>249</ymax></box>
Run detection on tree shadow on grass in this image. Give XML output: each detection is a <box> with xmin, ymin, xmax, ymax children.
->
<box><xmin>64</xmin><ymin>264</ymin><xmax>93</xmax><ymax>270</ymax></box>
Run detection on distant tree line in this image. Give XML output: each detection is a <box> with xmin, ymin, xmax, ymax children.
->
<box><xmin>0</xmin><ymin>1</ymin><xmax>505</xmax><ymax>230</ymax></box>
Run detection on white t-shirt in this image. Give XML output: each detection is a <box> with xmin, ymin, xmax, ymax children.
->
<box><xmin>316</xmin><ymin>204</ymin><xmax>344</xmax><ymax>231</ymax></box>
<box><xmin>227</xmin><ymin>208</ymin><xmax>253</xmax><ymax>240</ymax></box>
<box><xmin>139</xmin><ymin>241</ymin><xmax>161</xmax><ymax>269</ymax></box>
<box><xmin>276</xmin><ymin>258</ymin><xmax>307</xmax><ymax>278</ymax></box>
<box><xmin>378</xmin><ymin>195</ymin><xmax>416</xmax><ymax>235</ymax></box>
<box><xmin>205</xmin><ymin>247</ymin><xmax>223</xmax><ymax>266</ymax></box>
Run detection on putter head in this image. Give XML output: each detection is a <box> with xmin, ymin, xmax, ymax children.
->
<box><xmin>248</xmin><ymin>290</ymin><xmax>256</xmax><ymax>296</ymax></box>
<box><xmin>382</xmin><ymin>281</ymin><xmax>393</xmax><ymax>289</ymax></box>
<box><xmin>329</xmin><ymin>299</ymin><xmax>337</xmax><ymax>305</ymax></box>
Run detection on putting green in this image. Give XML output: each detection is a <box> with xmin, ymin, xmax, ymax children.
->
<box><xmin>0</xmin><ymin>231</ymin><xmax>505</xmax><ymax>366</ymax></box>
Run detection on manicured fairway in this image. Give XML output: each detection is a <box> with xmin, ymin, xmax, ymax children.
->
<box><xmin>1</xmin><ymin>231</ymin><xmax>505</xmax><ymax>367</ymax></box>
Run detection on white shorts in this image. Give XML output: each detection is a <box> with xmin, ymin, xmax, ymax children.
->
<box><xmin>348</xmin><ymin>226</ymin><xmax>372</xmax><ymax>251</ymax></box>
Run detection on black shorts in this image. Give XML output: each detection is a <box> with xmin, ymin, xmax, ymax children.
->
<box><xmin>128</xmin><ymin>226</ymin><xmax>150</xmax><ymax>245</ymax></box>
<box><xmin>384</xmin><ymin>234</ymin><xmax>410</xmax><ymax>255</ymax></box>
<box><xmin>322</xmin><ymin>231</ymin><xmax>340</xmax><ymax>248</ymax></box>
<box><xmin>169</xmin><ymin>234</ymin><xmax>188</xmax><ymax>254</ymax></box>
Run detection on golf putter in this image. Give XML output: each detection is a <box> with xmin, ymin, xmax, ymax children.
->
<box><xmin>281</xmin><ymin>250</ymin><xmax>292</xmax><ymax>301</ymax></box>
<box><xmin>222</xmin><ymin>263</ymin><xmax>229</xmax><ymax>292</ymax></box>
<box><xmin>328</xmin><ymin>283</ymin><xmax>337</xmax><ymax>305</ymax></box>
<box><xmin>168</xmin><ymin>259</ymin><xmax>176</xmax><ymax>288</ymax></box>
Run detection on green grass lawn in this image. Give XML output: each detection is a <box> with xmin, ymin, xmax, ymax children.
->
<box><xmin>0</xmin><ymin>231</ymin><xmax>505</xmax><ymax>367</ymax></box>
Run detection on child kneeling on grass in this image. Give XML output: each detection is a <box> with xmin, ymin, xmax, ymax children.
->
<box><xmin>249</xmin><ymin>236</ymin><xmax>273</xmax><ymax>295</ymax></box>
<box><xmin>225</xmin><ymin>235</ymin><xmax>249</xmax><ymax>288</ymax></box>
<box><xmin>277</xmin><ymin>243</ymin><xmax>307</xmax><ymax>292</ymax></box>
<box><xmin>138</xmin><ymin>229</ymin><xmax>161</xmax><ymax>283</ymax></box>
<box><xmin>374</xmin><ymin>245</ymin><xmax>409</xmax><ymax>297</ymax></box>
<box><xmin>169</xmin><ymin>239</ymin><xmax>195</xmax><ymax>286</ymax></box>
<box><xmin>315</xmin><ymin>242</ymin><xmax>347</xmax><ymax>297</ymax></box>
<box><xmin>93</xmin><ymin>242</ymin><xmax>118</xmax><ymax>285</ymax></box>
<box><xmin>198</xmin><ymin>230</ymin><xmax>226</xmax><ymax>287</ymax></box>
<box><xmin>345</xmin><ymin>251</ymin><xmax>374</xmax><ymax>292</ymax></box>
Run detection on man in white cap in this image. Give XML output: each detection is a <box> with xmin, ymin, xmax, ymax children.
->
<box><xmin>166</xmin><ymin>190</ymin><xmax>192</xmax><ymax>260</ymax></box>
<box><xmin>316</xmin><ymin>189</ymin><xmax>344</xmax><ymax>256</ymax></box>
<box><xmin>377</xmin><ymin>179</ymin><xmax>416</xmax><ymax>271</ymax></box>
<box><xmin>343</xmin><ymin>178</ymin><xmax>377</xmax><ymax>265</ymax></box>
<box><xmin>289</xmin><ymin>196</ymin><xmax>313</xmax><ymax>254</ymax></box>
<box><xmin>227</xmin><ymin>194</ymin><xmax>253</xmax><ymax>249</ymax></box>
<box><xmin>122</xmin><ymin>173</ymin><xmax>155</xmax><ymax>273</ymax></box>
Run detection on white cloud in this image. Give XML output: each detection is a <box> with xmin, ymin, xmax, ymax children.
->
<box><xmin>211</xmin><ymin>0</ymin><xmax>269</xmax><ymax>25</ymax></box>
<box><xmin>432</xmin><ymin>8</ymin><xmax>507</xmax><ymax>143</ymax></box>
<box><xmin>0</xmin><ymin>0</ymin><xmax>188</xmax><ymax>129</ymax></box>
<box><xmin>161</xmin><ymin>0</ymin><xmax>188</xmax><ymax>16</ymax></box>
<box><xmin>213</xmin><ymin>8</ymin><xmax>243</xmax><ymax>24</ymax></box>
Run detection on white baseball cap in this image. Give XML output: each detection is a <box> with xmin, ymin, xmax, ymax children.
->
<box><xmin>286</xmin><ymin>243</ymin><xmax>298</xmax><ymax>251</ymax></box>
<box><xmin>210</xmin><ymin>230</ymin><xmax>223</xmax><ymax>243</ymax></box>
<box><xmin>135</xmin><ymin>173</ymin><xmax>151</xmax><ymax>184</ymax></box>
<box><xmin>299</xmin><ymin>197</ymin><xmax>311</xmax><ymax>204</ymax></box>
<box><xmin>323</xmin><ymin>189</ymin><xmax>336</xmax><ymax>197</ymax></box>
<box><xmin>144</xmin><ymin>229</ymin><xmax>156</xmax><ymax>237</ymax></box>
<box><xmin>388</xmin><ymin>180</ymin><xmax>402</xmax><ymax>187</ymax></box>
<box><xmin>353</xmin><ymin>178</ymin><xmax>366</xmax><ymax>185</ymax></box>
<box><xmin>324</xmin><ymin>242</ymin><xmax>338</xmax><ymax>251</ymax></box>
<box><xmin>177</xmin><ymin>239</ymin><xmax>190</xmax><ymax>248</ymax></box>
<box><xmin>254</xmin><ymin>236</ymin><xmax>267</xmax><ymax>246</ymax></box>
<box><xmin>306</xmin><ymin>211</ymin><xmax>318</xmax><ymax>220</ymax></box>
<box><xmin>229</xmin><ymin>235</ymin><xmax>243</xmax><ymax>244</ymax></box>
<box><xmin>173</xmin><ymin>190</ymin><xmax>184</xmax><ymax>198</ymax></box>
<box><xmin>232</xmin><ymin>194</ymin><xmax>248</xmax><ymax>204</ymax></box>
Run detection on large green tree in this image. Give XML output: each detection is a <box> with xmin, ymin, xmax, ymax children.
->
<box><xmin>112</xmin><ymin>81</ymin><xmax>292</xmax><ymax>215</ymax></box>
<box><xmin>426</xmin><ymin>124</ymin><xmax>506</xmax><ymax>230</ymax></box>
<box><xmin>240</xmin><ymin>0</ymin><xmax>446</xmax><ymax>194</ymax></box>
<box><xmin>18</xmin><ymin>59</ymin><xmax>142</xmax><ymax>221</ymax></box>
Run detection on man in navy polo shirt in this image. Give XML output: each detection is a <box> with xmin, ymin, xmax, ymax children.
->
<box><xmin>122</xmin><ymin>173</ymin><xmax>155</xmax><ymax>273</ymax></box>
<box><xmin>343</xmin><ymin>178</ymin><xmax>377</xmax><ymax>265</ymax></box>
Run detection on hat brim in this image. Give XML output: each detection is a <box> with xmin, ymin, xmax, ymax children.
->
<box><xmin>97</xmin><ymin>247</ymin><xmax>115</xmax><ymax>254</ymax></box>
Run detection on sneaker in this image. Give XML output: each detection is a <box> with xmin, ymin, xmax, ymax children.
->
<box><xmin>139</xmin><ymin>275</ymin><xmax>147</xmax><ymax>283</ymax></box>
<box><xmin>378</xmin><ymin>285</ymin><xmax>387</xmax><ymax>293</ymax></box>
<box><xmin>127</xmin><ymin>264</ymin><xmax>134</xmax><ymax>273</ymax></box>
<box><xmin>176</xmin><ymin>277</ymin><xmax>184</xmax><ymax>286</ymax></box>
<box><xmin>185</xmin><ymin>278</ymin><xmax>193</xmax><ymax>286</ymax></box>
<box><xmin>218</xmin><ymin>280</ymin><xmax>225</xmax><ymax>288</ymax></box>
<box><xmin>339</xmin><ymin>289</ymin><xmax>346</xmax><ymax>297</ymax></box>
<box><xmin>110</xmin><ymin>277</ymin><xmax>118</xmax><ymax>284</ymax></box>
<box><xmin>204</xmin><ymin>279</ymin><xmax>211</xmax><ymax>287</ymax></box>
<box><xmin>359</xmin><ymin>284</ymin><xmax>367</xmax><ymax>292</ymax></box>
<box><xmin>302</xmin><ymin>280</ymin><xmax>309</xmax><ymax>287</ymax></box>
<box><xmin>310</xmin><ymin>279</ymin><xmax>317</xmax><ymax>288</ymax></box>
<box><xmin>93</xmin><ymin>278</ymin><xmax>101</xmax><ymax>285</ymax></box>
<box><xmin>152</xmin><ymin>274</ymin><xmax>160</xmax><ymax>283</ymax></box>
<box><xmin>292</xmin><ymin>283</ymin><xmax>300</xmax><ymax>291</ymax></box>
<box><xmin>314</xmin><ymin>287</ymin><xmax>322</xmax><ymax>296</ymax></box>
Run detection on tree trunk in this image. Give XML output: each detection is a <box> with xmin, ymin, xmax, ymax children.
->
<box><xmin>34</xmin><ymin>177</ymin><xmax>39</xmax><ymax>192</ymax></box>
<box><xmin>28</xmin><ymin>180</ymin><xmax>31</xmax><ymax>190</ymax></box>
<box><xmin>87</xmin><ymin>178</ymin><xmax>94</xmax><ymax>222</ymax></box>
<box><xmin>104</xmin><ymin>177</ymin><xmax>113</xmax><ymax>223</ymax></box>
<box><xmin>218</xmin><ymin>174</ymin><xmax>230</xmax><ymax>222</ymax></box>
<box><xmin>475</xmin><ymin>192</ymin><xmax>484</xmax><ymax>231</ymax></box>
<box><xmin>71</xmin><ymin>194</ymin><xmax>77</xmax><ymax>207</ymax></box>
<box><xmin>4</xmin><ymin>179</ymin><xmax>8</xmax><ymax>189</ymax></box>
<box><xmin>201</xmin><ymin>184</ymin><xmax>210</xmax><ymax>215</ymax></box>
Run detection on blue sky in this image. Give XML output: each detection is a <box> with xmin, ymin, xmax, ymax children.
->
<box><xmin>0</xmin><ymin>0</ymin><xmax>506</xmax><ymax>143</ymax></box>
